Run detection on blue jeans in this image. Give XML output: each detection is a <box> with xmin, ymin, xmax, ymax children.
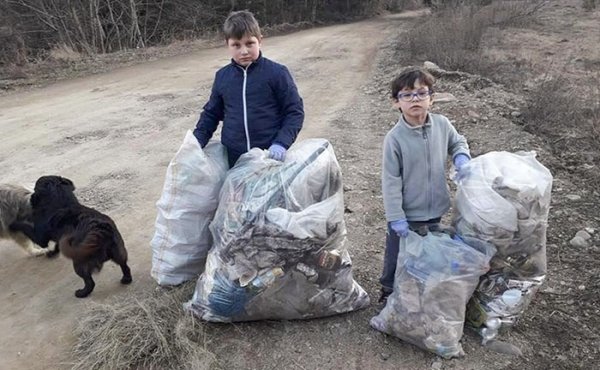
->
<box><xmin>379</xmin><ymin>217</ymin><xmax>441</xmax><ymax>291</ymax></box>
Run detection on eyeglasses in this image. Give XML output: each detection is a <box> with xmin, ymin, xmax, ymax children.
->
<box><xmin>397</xmin><ymin>90</ymin><xmax>433</xmax><ymax>102</ymax></box>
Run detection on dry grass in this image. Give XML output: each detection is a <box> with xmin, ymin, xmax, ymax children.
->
<box><xmin>405</xmin><ymin>6</ymin><xmax>487</xmax><ymax>72</ymax></box>
<box><xmin>522</xmin><ymin>73</ymin><xmax>600</xmax><ymax>174</ymax></box>
<box><xmin>583</xmin><ymin>0</ymin><xmax>597</xmax><ymax>10</ymax></box>
<box><xmin>48</xmin><ymin>44</ymin><xmax>83</xmax><ymax>63</ymax></box>
<box><xmin>71</xmin><ymin>282</ymin><xmax>218</xmax><ymax>370</ymax></box>
<box><xmin>481</xmin><ymin>0</ymin><xmax>547</xmax><ymax>28</ymax></box>
<box><xmin>522</xmin><ymin>75</ymin><xmax>581</xmax><ymax>138</ymax></box>
<box><xmin>402</xmin><ymin>0</ymin><xmax>546</xmax><ymax>74</ymax></box>
<box><xmin>522</xmin><ymin>74</ymin><xmax>600</xmax><ymax>139</ymax></box>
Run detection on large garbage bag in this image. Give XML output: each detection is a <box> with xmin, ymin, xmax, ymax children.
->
<box><xmin>185</xmin><ymin>139</ymin><xmax>370</xmax><ymax>322</ymax></box>
<box><xmin>370</xmin><ymin>231</ymin><xmax>495</xmax><ymax>358</ymax></box>
<box><xmin>151</xmin><ymin>130</ymin><xmax>228</xmax><ymax>286</ymax></box>
<box><xmin>453</xmin><ymin>151</ymin><xmax>552</xmax><ymax>340</ymax></box>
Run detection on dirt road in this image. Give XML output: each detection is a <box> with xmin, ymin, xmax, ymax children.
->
<box><xmin>0</xmin><ymin>13</ymin><xmax>416</xmax><ymax>370</ymax></box>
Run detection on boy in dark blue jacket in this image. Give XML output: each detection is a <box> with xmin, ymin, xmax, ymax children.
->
<box><xmin>193</xmin><ymin>10</ymin><xmax>305</xmax><ymax>168</ymax></box>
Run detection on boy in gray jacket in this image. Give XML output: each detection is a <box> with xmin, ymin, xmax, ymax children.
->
<box><xmin>379</xmin><ymin>67</ymin><xmax>471</xmax><ymax>303</ymax></box>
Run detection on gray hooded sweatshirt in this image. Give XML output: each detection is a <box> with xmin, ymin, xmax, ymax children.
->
<box><xmin>382</xmin><ymin>113</ymin><xmax>470</xmax><ymax>222</ymax></box>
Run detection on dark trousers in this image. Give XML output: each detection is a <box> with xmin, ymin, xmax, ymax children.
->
<box><xmin>379</xmin><ymin>217</ymin><xmax>441</xmax><ymax>291</ymax></box>
<box><xmin>227</xmin><ymin>148</ymin><xmax>244</xmax><ymax>169</ymax></box>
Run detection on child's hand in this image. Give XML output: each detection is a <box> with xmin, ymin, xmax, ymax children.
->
<box><xmin>390</xmin><ymin>219</ymin><xmax>409</xmax><ymax>238</ymax></box>
<box><xmin>269</xmin><ymin>144</ymin><xmax>287</xmax><ymax>162</ymax></box>
<box><xmin>453</xmin><ymin>153</ymin><xmax>470</xmax><ymax>172</ymax></box>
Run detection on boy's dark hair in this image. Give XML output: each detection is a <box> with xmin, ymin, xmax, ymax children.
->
<box><xmin>223</xmin><ymin>10</ymin><xmax>261</xmax><ymax>41</ymax></box>
<box><xmin>390</xmin><ymin>67</ymin><xmax>435</xmax><ymax>100</ymax></box>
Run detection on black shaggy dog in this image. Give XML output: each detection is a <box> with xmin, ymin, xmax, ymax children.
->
<box><xmin>10</xmin><ymin>175</ymin><xmax>132</xmax><ymax>298</ymax></box>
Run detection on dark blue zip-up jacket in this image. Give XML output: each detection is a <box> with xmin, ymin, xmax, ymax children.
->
<box><xmin>193</xmin><ymin>53</ymin><xmax>304</xmax><ymax>157</ymax></box>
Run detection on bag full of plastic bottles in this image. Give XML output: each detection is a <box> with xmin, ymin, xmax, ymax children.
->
<box><xmin>370</xmin><ymin>231</ymin><xmax>496</xmax><ymax>358</ymax></box>
<box><xmin>150</xmin><ymin>131</ymin><xmax>228</xmax><ymax>286</ymax></box>
<box><xmin>453</xmin><ymin>151</ymin><xmax>553</xmax><ymax>342</ymax></box>
<box><xmin>185</xmin><ymin>139</ymin><xmax>370</xmax><ymax>322</ymax></box>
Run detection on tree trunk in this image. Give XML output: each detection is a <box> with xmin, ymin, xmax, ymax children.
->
<box><xmin>129</xmin><ymin>0</ymin><xmax>144</xmax><ymax>48</ymax></box>
<box><xmin>106</xmin><ymin>0</ymin><xmax>123</xmax><ymax>51</ymax></box>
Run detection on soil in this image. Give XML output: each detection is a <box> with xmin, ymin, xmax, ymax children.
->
<box><xmin>0</xmin><ymin>2</ymin><xmax>598</xmax><ymax>370</ymax></box>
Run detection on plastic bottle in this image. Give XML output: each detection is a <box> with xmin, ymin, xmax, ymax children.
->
<box><xmin>247</xmin><ymin>267</ymin><xmax>284</xmax><ymax>294</ymax></box>
<box><xmin>480</xmin><ymin>327</ymin><xmax>497</xmax><ymax>343</ymax></box>
<box><xmin>502</xmin><ymin>289</ymin><xmax>522</xmax><ymax>307</ymax></box>
<box><xmin>486</xmin><ymin>317</ymin><xmax>502</xmax><ymax>330</ymax></box>
<box><xmin>478</xmin><ymin>317</ymin><xmax>505</xmax><ymax>344</ymax></box>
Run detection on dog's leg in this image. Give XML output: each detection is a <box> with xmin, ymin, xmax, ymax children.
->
<box><xmin>111</xmin><ymin>256</ymin><xmax>132</xmax><ymax>285</ymax></box>
<box><xmin>10</xmin><ymin>222</ymin><xmax>52</xmax><ymax>251</ymax></box>
<box><xmin>10</xmin><ymin>222</ymin><xmax>37</xmax><ymax>242</ymax></box>
<box><xmin>47</xmin><ymin>240</ymin><xmax>57</xmax><ymax>252</ymax></box>
<box><xmin>46</xmin><ymin>242</ymin><xmax>60</xmax><ymax>258</ymax></box>
<box><xmin>11</xmin><ymin>232</ymin><xmax>49</xmax><ymax>257</ymax></box>
<box><xmin>111</xmin><ymin>239</ymin><xmax>132</xmax><ymax>284</ymax></box>
<box><xmin>73</xmin><ymin>262</ymin><xmax>95</xmax><ymax>298</ymax></box>
<box><xmin>119</xmin><ymin>262</ymin><xmax>132</xmax><ymax>285</ymax></box>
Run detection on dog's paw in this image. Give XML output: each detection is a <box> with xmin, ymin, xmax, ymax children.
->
<box><xmin>121</xmin><ymin>276</ymin><xmax>133</xmax><ymax>285</ymax></box>
<box><xmin>28</xmin><ymin>248</ymin><xmax>50</xmax><ymax>257</ymax></box>
<box><xmin>75</xmin><ymin>289</ymin><xmax>91</xmax><ymax>298</ymax></box>
<box><xmin>46</xmin><ymin>249</ymin><xmax>60</xmax><ymax>258</ymax></box>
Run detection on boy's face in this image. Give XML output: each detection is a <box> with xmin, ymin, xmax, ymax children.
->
<box><xmin>227</xmin><ymin>34</ymin><xmax>262</xmax><ymax>66</ymax></box>
<box><xmin>393</xmin><ymin>80</ymin><xmax>434</xmax><ymax>125</ymax></box>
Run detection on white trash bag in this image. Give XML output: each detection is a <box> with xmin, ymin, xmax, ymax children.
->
<box><xmin>185</xmin><ymin>139</ymin><xmax>370</xmax><ymax>322</ymax></box>
<box><xmin>151</xmin><ymin>130</ymin><xmax>228</xmax><ymax>286</ymax></box>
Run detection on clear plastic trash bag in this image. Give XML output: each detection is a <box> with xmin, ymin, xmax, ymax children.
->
<box><xmin>185</xmin><ymin>139</ymin><xmax>370</xmax><ymax>322</ymax></box>
<box><xmin>370</xmin><ymin>231</ymin><xmax>495</xmax><ymax>358</ymax></box>
<box><xmin>453</xmin><ymin>151</ymin><xmax>552</xmax><ymax>339</ymax></box>
<box><xmin>151</xmin><ymin>130</ymin><xmax>228</xmax><ymax>286</ymax></box>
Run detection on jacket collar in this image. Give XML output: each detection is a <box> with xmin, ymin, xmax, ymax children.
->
<box><xmin>231</xmin><ymin>51</ymin><xmax>264</xmax><ymax>70</ymax></box>
<box><xmin>399</xmin><ymin>113</ymin><xmax>432</xmax><ymax>130</ymax></box>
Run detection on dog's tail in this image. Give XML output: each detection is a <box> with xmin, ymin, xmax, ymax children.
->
<box><xmin>59</xmin><ymin>231</ymin><xmax>102</xmax><ymax>261</ymax></box>
<box><xmin>60</xmin><ymin>219</ymin><xmax>113</xmax><ymax>263</ymax></box>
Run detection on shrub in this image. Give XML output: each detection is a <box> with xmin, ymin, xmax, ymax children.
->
<box><xmin>48</xmin><ymin>44</ymin><xmax>83</xmax><ymax>63</ymax></box>
<box><xmin>401</xmin><ymin>1</ymin><xmax>546</xmax><ymax>74</ymax></box>
<box><xmin>523</xmin><ymin>74</ymin><xmax>600</xmax><ymax>164</ymax></box>
<box><xmin>404</xmin><ymin>6</ymin><xmax>488</xmax><ymax>72</ymax></box>
<box><xmin>583</xmin><ymin>0</ymin><xmax>597</xmax><ymax>10</ymax></box>
<box><xmin>522</xmin><ymin>76</ymin><xmax>582</xmax><ymax>138</ymax></box>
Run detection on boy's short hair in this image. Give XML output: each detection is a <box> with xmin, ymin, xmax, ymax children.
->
<box><xmin>390</xmin><ymin>67</ymin><xmax>435</xmax><ymax>100</ymax></box>
<box><xmin>224</xmin><ymin>10</ymin><xmax>261</xmax><ymax>41</ymax></box>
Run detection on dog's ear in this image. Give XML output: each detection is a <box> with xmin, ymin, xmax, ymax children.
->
<box><xmin>60</xmin><ymin>177</ymin><xmax>75</xmax><ymax>191</ymax></box>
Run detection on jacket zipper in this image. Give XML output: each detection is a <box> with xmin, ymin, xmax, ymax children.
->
<box><xmin>241</xmin><ymin>65</ymin><xmax>251</xmax><ymax>152</ymax></box>
<box><xmin>422</xmin><ymin>127</ymin><xmax>433</xmax><ymax>217</ymax></box>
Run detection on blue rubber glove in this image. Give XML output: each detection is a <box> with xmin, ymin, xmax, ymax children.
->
<box><xmin>269</xmin><ymin>144</ymin><xmax>287</xmax><ymax>162</ymax></box>
<box><xmin>390</xmin><ymin>219</ymin><xmax>410</xmax><ymax>238</ymax></box>
<box><xmin>453</xmin><ymin>153</ymin><xmax>470</xmax><ymax>172</ymax></box>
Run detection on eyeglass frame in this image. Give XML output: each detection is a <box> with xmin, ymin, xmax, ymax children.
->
<box><xmin>396</xmin><ymin>89</ymin><xmax>434</xmax><ymax>102</ymax></box>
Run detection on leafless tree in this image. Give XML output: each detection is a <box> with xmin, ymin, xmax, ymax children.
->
<box><xmin>0</xmin><ymin>0</ymin><xmax>407</xmax><ymax>66</ymax></box>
